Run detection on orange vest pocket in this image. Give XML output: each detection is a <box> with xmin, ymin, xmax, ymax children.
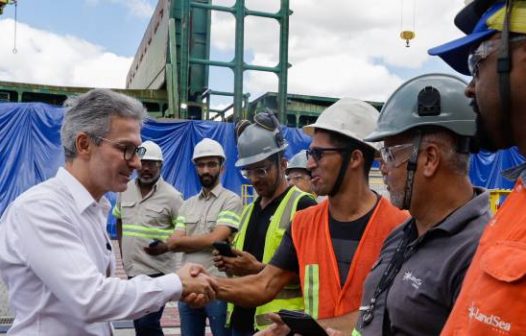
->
<box><xmin>480</xmin><ymin>241</ymin><xmax>526</xmax><ymax>282</ymax></box>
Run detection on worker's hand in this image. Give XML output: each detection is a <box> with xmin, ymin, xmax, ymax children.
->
<box><xmin>176</xmin><ymin>263</ymin><xmax>217</xmax><ymax>304</ymax></box>
<box><xmin>213</xmin><ymin>248</ymin><xmax>263</xmax><ymax>276</ymax></box>
<box><xmin>143</xmin><ymin>241</ymin><xmax>169</xmax><ymax>256</ymax></box>
<box><xmin>253</xmin><ymin>313</ymin><xmax>291</xmax><ymax>336</ymax></box>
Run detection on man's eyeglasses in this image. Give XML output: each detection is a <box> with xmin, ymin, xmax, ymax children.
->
<box><xmin>468</xmin><ymin>35</ymin><xmax>526</xmax><ymax>78</ymax></box>
<box><xmin>96</xmin><ymin>136</ymin><xmax>146</xmax><ymax>161</ymax></box>
<box><xmin>241</xmin><ymin>165</ymin><xmax>272</xmax><ymax>179</ymax></box>
<box><xmin>306</xmin><ymin>147</ymin><xmax>347</xmax><ymax>162</ymax></box>
<box><xmin>379</xmin><ymin>144</ymin><xmax>414</xmax><ymax>168</ymax></box>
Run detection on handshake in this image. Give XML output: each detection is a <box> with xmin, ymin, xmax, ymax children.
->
<box><xmin>175</xmin><ymin>263</ymin><xmax>218</xmax><ymax>306</ymax></box>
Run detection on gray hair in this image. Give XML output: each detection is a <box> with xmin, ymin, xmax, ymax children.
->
<box><xmin>422</xmin><ymin>131</ymin><xmax>470</xmax><ymax>176</ymax></box>
<box><xmin>61</xmin><ymin>89</ymin><xmax>147</xmax><ymax>161</ymax></box>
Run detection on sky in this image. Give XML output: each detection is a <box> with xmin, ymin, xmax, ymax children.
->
<box><xmin>0</xmin><ymin>0</ymin><xmax>471</xmax><ymax>107</ymax></box>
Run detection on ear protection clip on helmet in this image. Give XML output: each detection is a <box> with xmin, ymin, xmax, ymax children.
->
<box><xmin>254</xmin><ymin>110</ymin><xmax>285</xmax><ymax>149</ymax></box>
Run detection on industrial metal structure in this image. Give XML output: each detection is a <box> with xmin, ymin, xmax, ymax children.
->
<box><xmin>0</xmin><ymin>0</ymin><xmax>383</xmax><ymax>126</ymax></box>
<box><xmin>126</xmin><ymin>0</ymin><xmax>292</xmax><ymax>123</ymax></box>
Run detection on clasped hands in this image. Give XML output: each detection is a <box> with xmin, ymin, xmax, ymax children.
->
<box><xmin>176</xmin><ymin>263</ymin><xmax>218</xmax><ymax>307</ymax></box>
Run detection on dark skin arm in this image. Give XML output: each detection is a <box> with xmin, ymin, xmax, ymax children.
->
<box><xmin>213</xmin><ymin>248</ymin><xmax>265</xmax><ymax>276</ymax></box>
<box><xmin>213</xmin><ymin>264</ymin><xmax>296</xmax><ymax>307</ymax></box>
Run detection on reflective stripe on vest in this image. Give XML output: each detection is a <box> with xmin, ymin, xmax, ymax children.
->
<box><xmin>227</xmin><ymin>186</ymin><xmax>313</xmax><ymax>330</ymax></box>
<box><xmin>304</xmin><ymin>264</ymin><xmax>320</xmax><ymax>319</ymax></box>
<box><xmin>292</xmin><ymin>197</ymin><xmax>409</xmax><ymax>320</ymax></box>
<box><xmin>122</xmin><ymin>224</ymin><xmax>174</xmax><ymax>240</ymax></box>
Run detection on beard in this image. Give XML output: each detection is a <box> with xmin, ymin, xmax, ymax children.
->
<box><xmin>472</xmin><ymin>99</ymin><xmax>500</xmax><ymax>152</ymax></box>
<box><xmin>138</xmin><ymin>173</ymin><xmax>160</xmax><ymax>187</ymax></box>
<box><xmin>199</xmin><ymin>173</ymin><xmax>219</xmax><ymax>189</ymax></box>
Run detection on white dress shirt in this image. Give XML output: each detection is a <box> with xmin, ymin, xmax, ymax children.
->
<box><xmin>0</xmin><ymin>168</ymin><xmax>182</xmax><ymax>336</ymax></box>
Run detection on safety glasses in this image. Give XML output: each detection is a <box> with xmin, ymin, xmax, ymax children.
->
<box><xmin>379</xmin><ymin>143</ymin><xmax>414</xmax><ymax>168</ymax></box>
<box><xmin>241</xmin><ymin>164</ymin><xmax>272</xmax><ymax>179</ymax></box>
<box><xmin>468</xmin><ymin>35</ymin><xmax>526</xmax><ymax>78</ymax></box>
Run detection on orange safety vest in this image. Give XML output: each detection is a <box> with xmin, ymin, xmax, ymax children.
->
<box><xmin>441</xmin><ymin>180</ymin><xmax>526</xmax><ymax>336</ymax></box>
<box><xmin>291</xmin><ymin>197</ymin><xmax>409</xmax><ymax>319</ymax></box>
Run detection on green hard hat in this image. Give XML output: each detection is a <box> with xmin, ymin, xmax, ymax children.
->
<box><xmin>365</xmin><ymin>73</ymin><xmax>476</xmax><ymax>142</ymax></box>
<box><xmin>235</xmin><ymin>122</ymin><xmax>287</xmax><ymax>167</ymax></box>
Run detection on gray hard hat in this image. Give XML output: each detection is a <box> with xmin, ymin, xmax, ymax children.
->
<box><xmin>365</xmin><ymin>73</ymin><xmax>476</xmax><ymax>142</ymax></box>
<box><xmin>235</xmin><ymin>123</ymin><xmax>287</xmax><ymax>167</ymax></box>
<box><xmin>286</xmin><ymin>150</ymin><xmax>308</xmax><ymax>174</ymax></box>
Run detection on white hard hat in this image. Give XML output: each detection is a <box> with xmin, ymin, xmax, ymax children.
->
<box><xmin>140</xmin><ymin>140</ymin><xmax>163</xmax><ymax>161</ymax></box>
<box><xmin>303</xmin><ymin>97</ymin><xmax>380</xmax><ymax>151</ymax></box>
<box><xmin>192</xmin><ymin>138</ymin><xmax>226</xmax><ymax>163</ymax></box>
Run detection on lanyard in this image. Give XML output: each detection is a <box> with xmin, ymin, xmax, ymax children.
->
<box><xmin>360</xmin><ymin>219</ymin><xmax>419</xmax><ymax>328</ymax></box>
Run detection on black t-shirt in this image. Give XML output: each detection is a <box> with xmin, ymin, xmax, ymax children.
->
<box><xmin>231</xmin><ymin>187</ymin><xmax>317</xmax><ymax>332</ymax></box>
<box><xmin>271</xmin><ymin>195</ymin><xmax>379</xmax><ymax>286</ymax></box>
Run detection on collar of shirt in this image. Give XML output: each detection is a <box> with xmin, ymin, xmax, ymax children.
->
<box><xmin>199</xmin><ymin>183</ymin><xmax>223</xmax><ymax>199</ymax></box>
<box><xmin>56</xmin><ymin>167</ymin><xmax>111</xmax><ymax>214</ymax></box>
<box><xmin>502</xmin><ymin>162</ymin><xmax>526</xmax><ymax>187</ymax></box>
<box><xmin>408</xmin><ymin>187</ymin><xmax>489</xmax><ymax>240</ymax></box>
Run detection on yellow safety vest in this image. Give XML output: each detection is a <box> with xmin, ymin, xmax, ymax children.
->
<box><xmin>226</xmin><ymin>186</ymin><xmax>312</xmax><ymax>330</ymax></box>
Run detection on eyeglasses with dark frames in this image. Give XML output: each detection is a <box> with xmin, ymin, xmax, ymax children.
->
<box><xmin>306</xmin><ymin>147</ymin><xmax>347</xmax><ymax>162</ymax></box>
<box><xmin>95</xmin><ymin>136</ymin><xmax>146</xmax><ymax>161</ymax></box>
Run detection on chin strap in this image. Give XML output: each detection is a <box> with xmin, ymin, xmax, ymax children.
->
<box><xmin>497</xmin><ymin>0</ymin><xmax>514</xmax><ymax>139</ymax></box>
<box><xmin>402</xmin><ymin>132</ymin><xmax>422</xmax><ymax>210</ymax></box>
<box><xmin>328</xmin><ymin>149</ymin><xmax>352</xmax><ymax>197</ymax></box>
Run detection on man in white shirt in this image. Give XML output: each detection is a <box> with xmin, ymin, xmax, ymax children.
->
<box><xmin>0</xmin><ymin>89</ymin><xmax>215</xmax><ymax>336</ymax></box>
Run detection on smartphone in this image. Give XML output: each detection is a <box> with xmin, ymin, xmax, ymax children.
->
<box><xmin>149</xmin><ymin>239</ymin><xmax>163</xmax><ymax>248</ymax></box>
<box><xmin>278</xmin><ymin>310</ymin><xmax>328</xmax><ymax>336</ymax></box>
<box><xmin>212</xmin><ymin>240</ymin><xmax>236</xmax><ymax>257</ymax></box>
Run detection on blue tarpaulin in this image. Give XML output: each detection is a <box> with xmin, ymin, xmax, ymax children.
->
<box><xmin>1</xmin><ymin>103</ymin><xmax>524</xmax><ymax>236</ymax></box>
<box><xmin>0</xmin><ymin>103</ymin><xmax>311</xmax><ymax>236</ymax></box>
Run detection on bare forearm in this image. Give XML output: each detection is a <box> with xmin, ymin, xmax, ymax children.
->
<box><xmin>318</xmin><ymin>311</ymin><xmax>359</xmax><ymax>336</ymax></box>
<box><xmin>167</xmin><ymin>226</ymin><xmax>232</xmax><ymax>253</ymax></box>
<box><xmin>169</xmin><ymin>235</ymin><xmax>213</xmax><ymax>253</ymax></box>
<box><xmin>216</xmin><ymin>274</ymin><xmax>276</xmax><ymax>307</ymax></box>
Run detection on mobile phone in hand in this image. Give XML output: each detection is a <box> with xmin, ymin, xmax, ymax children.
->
<box><xmin>149</xmin><ymin>239</ymin><xmax>163</xmax><ymax>248</ymax></box>
<box><xmin>212</xmin><ymin>240</ymin><xmax>236</xmax><ymax>257</ymax></box>
<box><xmin>278</xmin><ymin>310</ymin><xmax>328</xmax><ymax>336</ymax></box>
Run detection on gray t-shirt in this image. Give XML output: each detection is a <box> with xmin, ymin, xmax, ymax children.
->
<box><xmin>358</xmin><ymin>188</ymin><xmax>491</xmax><ymax>336</ymax></box>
